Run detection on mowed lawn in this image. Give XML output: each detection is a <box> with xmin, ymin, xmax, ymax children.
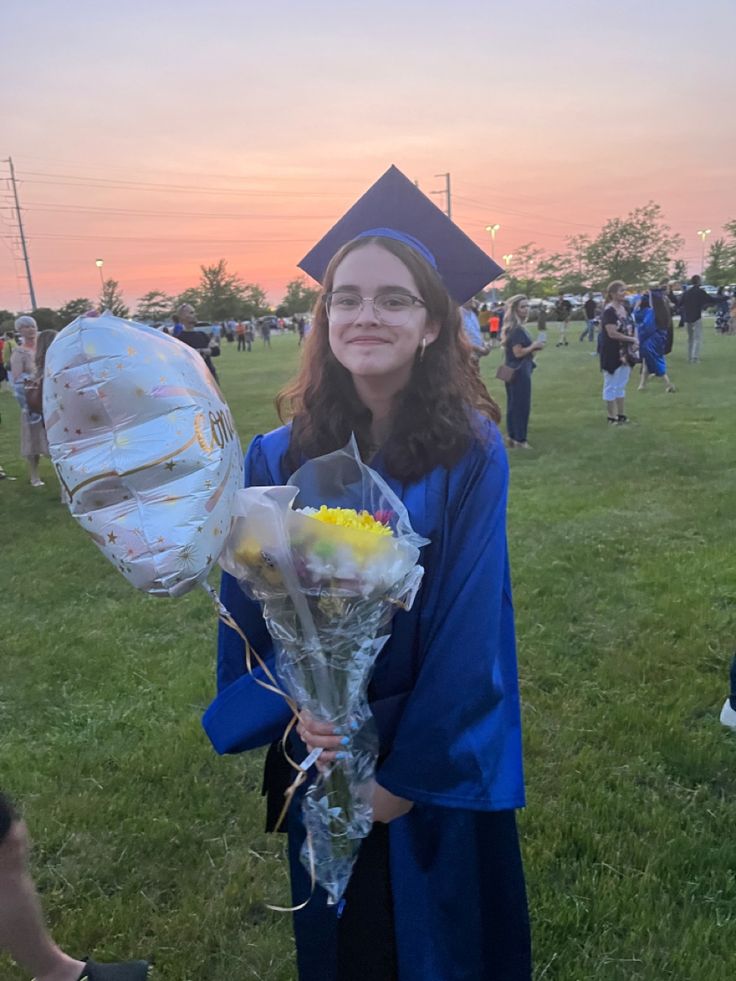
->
<box><xmin>2</xmin><ymin>322</ymin><xmax>735</xmax><ymax>981</ymax></box>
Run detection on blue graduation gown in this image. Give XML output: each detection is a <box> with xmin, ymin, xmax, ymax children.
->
<box><xmin>635</xmin><ymin>308</ymin><xmax>667</xmax><ymax>377</ymax></box>
<box><xmin>203</xmin><ymin>420</ymin><xmax>527</xmax><ymax>980</ymax></box>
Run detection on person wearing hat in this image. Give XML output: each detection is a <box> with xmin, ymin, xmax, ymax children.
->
<box><xmin>203</xmin><ymin>166</ymin><xmax>530</xmax><ymax>981</ymax></box>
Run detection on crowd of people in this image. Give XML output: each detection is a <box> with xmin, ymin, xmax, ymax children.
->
<box><xmin>465</xmin><ymin>275</ymin><xmax>736</xmax><ymax>449</ymax></box>
<box><xmin>2</xmin><ymin>277</ymin><xmax>733</xmax><ymax>482</ymax></box>
<box><xmin>164</xmin><ymin>312</ymin><xmax>310</xmax><ymax>351</ymax></box>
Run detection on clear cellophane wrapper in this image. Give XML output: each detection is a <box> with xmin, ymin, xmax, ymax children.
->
<box><xmin>219</xmin><ymin>439</ymin><xmax>427</xmax><ymax>904</ymax></box>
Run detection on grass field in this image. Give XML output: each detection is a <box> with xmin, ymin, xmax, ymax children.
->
<box><xmin>2</xmin><ymin>322</ymin><xmax>735</xmax><ymax>980</ymax></box>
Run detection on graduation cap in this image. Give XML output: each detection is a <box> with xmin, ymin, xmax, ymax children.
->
<box><xmin>298</xmin><ymin>165</ymin><xmax>503</xmax><ymax>304</ymax></box>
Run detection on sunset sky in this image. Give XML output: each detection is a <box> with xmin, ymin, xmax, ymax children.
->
<box><xmin>3</xmin><ymin>0</ymin><xmax>735</xmax><ymax>313</ymax></box>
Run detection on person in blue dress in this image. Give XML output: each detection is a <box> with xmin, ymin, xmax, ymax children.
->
<box><xmin>203</xmin><ymin>166</ymin><xmax>530</xmax><ymax>981</ymax></box>
<box><xmin>634</xmin><ymin>290</ymin><xmax>676</xmax><ymax>393</ymax></box>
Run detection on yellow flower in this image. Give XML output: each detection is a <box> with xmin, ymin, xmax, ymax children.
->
<box><xmin>233</xmin><ymin>538</ymin><xmax>283</xmax><ymax>585</ymax></box>
<box><xmin>307</xmin><ymin>506</ymin><xmax>393</xmax><ymax>537</ymax></box>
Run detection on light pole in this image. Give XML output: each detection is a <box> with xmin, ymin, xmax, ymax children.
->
<box><xmin>485</xmin><ymin>225</ymin><xmax>500</xmax><ymax>301</ymax></box>
<box><xmin>502</xmin><ymin>254</ymin><xmax>513</xmax><ymax>300</ymax></box>
<box><xmin>485</xmin><ymin>224</ymin><xmax>500</xmax><ymax>260</ymax></box>
<box><xmin>696</xmin><ymin>229</ymin><xmax>711</xmax><ymax>276</ymax></box>
<box><xmin>95</xmin><ymin>258</ymin><xmax>105</xmax><ymax>294</ymax></box>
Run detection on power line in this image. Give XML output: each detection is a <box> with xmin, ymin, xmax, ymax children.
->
<box><xmin>15</xmin><ymin>169</ymin><xmax>353</xmax><ymax>199</ymax></box>
<box><xmin>12</xmin><ymin>153</ymin><xmax>364</xmax><ymax>186</ymax></box>
<box><xmin>2</xmin><ymin>201</ymin><xmax>336</xmax><ymax>221</ymax></box>
<box><xmin>453</xmin><ymin>192</ymin><xmax>601</xmax><ymax>230</ymax></box>
<box><xmin>24</xmin><ymin>232</ymin><xmax>313</xmax><ymax>244</ymax></box>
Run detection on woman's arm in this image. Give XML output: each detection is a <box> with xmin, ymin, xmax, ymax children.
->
<box><xmin>376</xmin><ymin>425</ymin><xmax>524</xmax><ymax>811</ymax></box>
<box><xmin>372</xmin><ymin>783</ymin><xmax>413</xmax><ymax>823</ymax></box>
<box><xmin>511</xmin><ymin>341</ymin><xmax>542</xmax><ymax>358</ymax></box>
<box><xmin>202</xmin><ymin>433</ymin><xmax>295</xmax><ymax>754</ymax></box>
<box><xmin>604</xmin><ymin>323</ymin><xmax>637</xmax><ymax>343</ymax></box>
<box><xmin>9</xmin><ymin>349</ymin><xmax>25</xmax><ymax>383</ymax></box>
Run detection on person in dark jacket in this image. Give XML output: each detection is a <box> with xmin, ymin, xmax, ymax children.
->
<box><xmin>175</xmin><ymin>303</ymin><xmax>220</xmax><ymax>381</ymax></box>
<box><xmin>579</xmin><ymin>293</ymin><xmax>597</xmax><ymax>342</ymax></box>
<box><xmin>680</xmin><ymin>275</ymin><xmax>715</xmax><ymax>362</ymax></box>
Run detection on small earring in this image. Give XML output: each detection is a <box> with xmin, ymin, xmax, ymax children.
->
<box><xmin>419</xmin><ymin>337</ymin><xmax>427</xmax><ymax>362</ymax></box>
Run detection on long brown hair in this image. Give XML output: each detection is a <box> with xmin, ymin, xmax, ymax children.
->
<box><xmin>35</xmin><ymin>330</ymin><xmax>56</xmax><ymax>376</ymax></box>
<box><xmin>277</xmin><ymin>236</ymin><xmax>500</xmax><ymax>482</ymax></box>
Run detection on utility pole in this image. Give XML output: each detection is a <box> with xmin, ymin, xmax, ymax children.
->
<box><xmin>6</xmin><ymin>157</ymin><xmax>37</xmax><ymax>310</ymax></box>
<box><xmin>432</xmin><ymin>172</ymin><xmax>452</xmax><ymax>219</ymax></box>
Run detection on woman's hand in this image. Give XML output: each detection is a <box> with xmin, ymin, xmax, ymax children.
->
<box><xmin>298</xmin><ymin>714</ymin><xmax>414</xmax><ymax>821</ymax></box>
<box><xmin>297</xmin><ymin>712</ymin><xmax>346</xmax><ymax>771</ymax></box>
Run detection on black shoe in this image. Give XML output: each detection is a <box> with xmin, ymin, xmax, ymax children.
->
<box><xmin>77</xmin><ymin>959</ymin><xmax>151</xmax><ymax>981</ymax></box>
<box><xmin>617</xmin><ymin>414</ymin><xmax>630</xmax><ymax>424</ymax></box>
<box><xmin>607</xmin><ymin>416</ymin><xmax>618</xmax><ymax>424</ymax></box>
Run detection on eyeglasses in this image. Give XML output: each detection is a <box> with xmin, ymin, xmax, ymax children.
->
<box><xmin>324</xmin><ymin>290</ymin><xmax>425</xmax><ymax>327</ymax></box>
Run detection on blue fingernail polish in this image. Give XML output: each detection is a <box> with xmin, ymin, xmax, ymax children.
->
<box><xmin>335</xmin><ymin>751</ymin><xmax>351</xmax><ymax>760</ymax></box>
<box><xmin>350</xmin><ymin>720</ymin><xmax>360</xmax><ymax>731</ymax></box>
<box><xmin>334</xmin><ymin>725</ymin><xmax>346</xmax><ymax>735</ymax></box>
<box><xmin>340</xmin><ymin>736</ymin><xmax>350</xmax><ymax>746</ymax></box>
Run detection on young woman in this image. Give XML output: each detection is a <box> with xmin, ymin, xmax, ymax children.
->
<box><xmin>204</xmin><ymin>176</ymin><xmax>530</xmax><ymax>981</ymax></box>
<box><xmin>501</xmin><ymin>294</ymin><xmax>544</xmax><ymax>449</ymax></box>
<box><xmin>9</xmin><ymin>316</ymin><xmax>49</xmax><ymax>486</ymax></box>
<box><xmin>634</xmin><ymin>292</ymin><xmax>676</xmax><ymax>392</ymax></box>
<box><xmin>599</xmin><ymin>281</ymin><xmax>639</xmax><ymax>424</ymax></box>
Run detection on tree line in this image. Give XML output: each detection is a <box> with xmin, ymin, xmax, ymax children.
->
<box><xmin>0</xmin><ymin>261</ymin><xmax>321</xmax><ymax>334</ymax></box>
<box><xmin>499</xmin><ymin>205</ymin><xmax>736</xmax><ymax>300</ymax></box>
<box><xmin>2</xmin><ymin>205</ymin><xmax>735</xmax><ymax>334</ymax></box>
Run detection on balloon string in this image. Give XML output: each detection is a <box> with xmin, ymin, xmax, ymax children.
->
<box><xmin>265</xmin><ymin>828</ymin><xmax>317</xmax><ymax>913</ymax></box>
<box><xmin>201</xmin><ymin>582</ymin><xmax>317</xmax><ymax>911</ymax></box>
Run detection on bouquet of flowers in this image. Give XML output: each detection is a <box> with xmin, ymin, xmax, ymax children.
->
<box><xmin>219</xmin><ymin>439</ymin><xmax>427</xmax><ymax>904</ymax></box>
